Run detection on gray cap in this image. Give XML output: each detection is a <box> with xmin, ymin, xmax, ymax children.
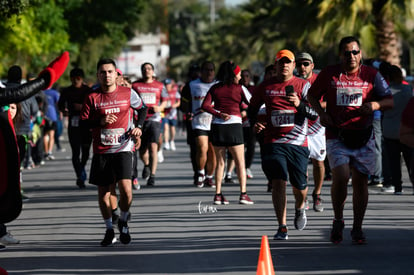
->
<box><xmin>296</xmin><ymin>52</ymin><xmax>313</xmax><ymax>63</ymax></box>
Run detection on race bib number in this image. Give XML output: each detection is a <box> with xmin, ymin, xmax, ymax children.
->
<box><xmin>100</xmin><ymin>128</ymin><xmax>125</xmax><ymax>146</ymax></box>
<box><xmin>336</xmin><ymin>88</ymin><xmax>363</xmax><ymax>106</ymax></box>
<box><xmin>194</xmin><ymin>113</ymin><xmax>212</xmax><ymax>126</ymax></box>
<box><xmin>70</xmin><ymin>115</ymin><xmax>79</xmax><ymax>127</ymax></box>
<box><xmin>271</xmin><ymin>110</ymin><xmax>294</xmax><ymax>127</ymax></box>
<box><xmin>141</xmin><ymin>93</ymin><xmax>157</xmax><ymax>105</ymax></box>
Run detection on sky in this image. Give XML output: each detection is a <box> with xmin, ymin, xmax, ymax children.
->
<box><xmin>225</xmin><ymin>0</ymin><xmax>248</xmax><ymax>6</ymax></box>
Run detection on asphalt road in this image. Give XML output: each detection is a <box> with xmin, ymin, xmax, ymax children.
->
<box><xmin>1</xmin><ymin>133</ymin><xmax>414</xmax><ymax>275</ymax></box>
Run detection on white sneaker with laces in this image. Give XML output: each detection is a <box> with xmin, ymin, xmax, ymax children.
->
<box><xmin>170</xmin><ymin>141</ymin><xmax>176</xmax><ymax>151</ymax></box>
<box><xmin>158</xmin><ymin>150</ymin><xmax>164</xmax><ymax>163</ymax></box>
<box><xmin>246</xmin><ymin>168</ymin><xmax>253</xmax><ymax>179</ymax></box>
<box><xmin>381</xmin><ymin>185</ymin><xmax>395</xmax><ymax>193</ymax></box>
<box><xmin>163</xmin><ymin>142</ymin><xmax>170</xmax><ymax>150</ymax></box>
<box><xmin>0</xmin><ymin>232</ymin><xmax>20</xmax><ymax>245</ymax></box>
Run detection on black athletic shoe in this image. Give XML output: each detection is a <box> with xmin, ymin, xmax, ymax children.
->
<box><xmin>142</xmin><ymin>165</ymin><xmax>150</xmax><ymax>180</ymax></box>
<box><xmin>118</xmin><ymin>220</ymin><xmax>131</xmax><ymax>244</ymax></box>
<box><xmin>330</xmin><ymin>219</ymin><xmax>345</xmax><ymax>244</ymax></box>
<box><xmin>147</xmin><ymin>175</ymin><xmax>155</xmax><ymax>186</ymax></box>
<box><xmin>351</xmin><ymin>228</ymin><xmax>367</xmax><ymax>245</ymax></box>
<box><xmin>100</xmin><ymin>229</ymin><xmax>116</xmax><ymax>247</ymax></box>
<box><xmin>76</xmin><ymin>179</ymin><xmax>86</xmax><ymax>189</ymax></box>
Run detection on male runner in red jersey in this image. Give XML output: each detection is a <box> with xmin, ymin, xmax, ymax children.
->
<box><xmin>132</xmin><ymin>63</ymin><xmax>168</xmax><ymax>186</ymax></box>
<box><xmin>80</xmin><ymin>58</ymin><xmax>147</xmax><ymax>246</ymax></box>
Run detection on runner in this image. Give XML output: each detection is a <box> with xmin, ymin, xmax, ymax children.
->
<box><xmin>248</xmin><ymin>49</ymin><xmax>318</xmax><ymax>240</ymax></box>
<box><xmin>80</xmin><ymin>58</ymin><xmax>147</xmax><ymax>246</ymax></box>
<box><xmin>202</xmin><ymin>61</ymin><xmax>254</xmax><ymax>205</ymax></box>
<box><xmin>307</xmin><ymin>36</ymin><xmax>393</xmax><ymax>244</ymax></box>
<box><xmin>132</xmin><ymin>62</ymin><xmax>168</xmax><ymax>186</ymax></box>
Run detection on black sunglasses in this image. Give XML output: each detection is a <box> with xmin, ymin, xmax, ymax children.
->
<box><xmin>297</xmin><ymin>61</ymin><xmax>311</xmax><ymax>67</ymax></box>
<box><xmin>344</xmin><ymin>50</ymin><xmax>360</xmax><ymax>56</ymax></box>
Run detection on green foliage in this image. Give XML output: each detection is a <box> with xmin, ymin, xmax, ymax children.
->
<box><xmin>0</xmin><ymin>0</ymin><xmax>71</xmax><ymax>77</ymax></box>
<box><xmin>0</xmin><ymin>0</ymin><xmax>146</xmax><ymax>84</ymax></box>
<box><xmin>0</xmin><ymin>0</ymin><xmax>28</xmax><ymax>19</ymax></box>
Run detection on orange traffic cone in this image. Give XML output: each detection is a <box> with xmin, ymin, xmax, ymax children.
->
<box><xmin>256</xmin><ymin>235</ymin><xmax>275</xmax><ymax>275</ymax></box>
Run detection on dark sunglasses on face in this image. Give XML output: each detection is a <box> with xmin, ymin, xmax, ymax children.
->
<box><xmin>297</xmin><ymin>61</ymin><xmax>311</xmax><ymax>67</ymax></box>
<box><xmin>344</xmin><ymin>50</ymin><xmax>360</xmax><ymax>56</ymax></box>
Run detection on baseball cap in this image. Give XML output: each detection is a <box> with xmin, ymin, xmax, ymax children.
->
<box><xmin>275</xmin><ymin>49</ymin><xmax>295</xmax><ymax>62</ymax></box>
<box><xmin>296</xmin><ymin>52</ymin><xmax>313</xmax><ymax>63</ymax></box>
<box><xmin>116</xmin><ymin>68</ymin><xmax>123</xmax><ymax>76</ymax></box>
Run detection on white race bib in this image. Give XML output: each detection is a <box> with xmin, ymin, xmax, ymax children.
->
<box><xmin>141</xmin><ymin>93</ymin><xmax>157</xmax><ymax>105</ymax></box>
<box><xmin>100</xmin><ymin>128</ymin><xmax>125</xmax><ymax>146</ymax></box>
<box><xmin>194</xmin><ymin>113</ymin><xmax>212</xmax><ymax>126</ymax></box>
<box><xmin>271</xmin><ymin>110</ymin><xmax>294</xmax><ymax>127</ymax></box>
<box><xmin>336</xmin><ymin>88</ymin><xmax>363</xmax><ymax>106</ymax></box>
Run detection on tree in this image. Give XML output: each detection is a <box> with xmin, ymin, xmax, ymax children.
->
<box><xmin>0</xmin><ymin>0</ymin><xmax>71</xmax><ymax>76</ymax></box>
<box><xmin>0</xmin><ymin>0</ymin><xmax>28</xmax><ymax>19</ymax></box>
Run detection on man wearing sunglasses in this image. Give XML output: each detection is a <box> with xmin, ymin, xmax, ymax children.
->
<box><xmin>307</xmin><ymin>36</ymin><xmax>393</xmax><ymax>245</ymax></box>
<box><xmin>296</xmin><ymin>53</ymin><xmax>326</xmax><ymax>214</ymax></box>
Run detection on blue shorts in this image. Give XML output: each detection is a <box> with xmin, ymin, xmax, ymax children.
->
<box><xmin>261</xmin><ymin>143</ymin><xmax>309</xmax><ymax>190</ymax></box>
<box><xmin>326</xmin><ymin>137</ymin><xmax>375</xmax><ymax>175</ymax></box>
<box><xmin>162</xmin><ymin>118</ymin><xmax>178</xmax><ymax>127</ymax></box>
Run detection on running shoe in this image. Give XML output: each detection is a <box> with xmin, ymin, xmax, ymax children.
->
<box><xmin>294</xmin><ymin>208</ymin><xmax>307</xmax><ymax>230</ymax></box>
<box><xmin>381</xmin><ymin>185</ymin><xmax>395</xmax><ymax>193</ymax></box>
<box><xmin>324</xmin><ymin>174</ymin><xmax>332</xmax><ymax>181</ymax></box>
<box><xmin>330</xmin><ymin>219</ymin><xmax>345</xmax><ymax>244</ymax></box>
<box><xmin>132</xmin><ymin>178</ymin><xmax>140</xmax><ymax>190</ymax></box>
<box><xmin>76</xmin><ymin>179</ymin><xmax>86</xmax><ymax>189</ymax></box>
<box><xmin>239</xmin><ymin>193</ymin><xmax>254</xmax><ymax>205</ymax></box>
<box><xmin>351</xmin><ymin>228</ymin><xmax>367</xmax><ymax>245</ymax></box>
<box><xmin>312</xmin><ymin>193</ymin><xmax>324</xmax><ymax>212</ymax></box>
<box><xmin>158</xmin><ymin>150</ymin><xmax>164</xmax><ymax>163</ymax></box>
<box><xmin>142</xmin><ymin>165</ymin><xmax>151</xmax><ymax>180</ymax></box>
<box><xmin>0</xmin><ymin>232</ymin><xmax>20</xmax><ymax>244</ymax></box>
<box><xmin>213</xmin><ymin>194</ymin><xmax>229</xmax><ymax>205</ymax></box>
<box><xmin>163</xmin><ymin>142</ymin><xmax>170</xmax><ymax>150</ymax></box>
<box><xmin>246</xmin><ymin>168</ymin><xmax>253</xmax><ymax>179</ymax></box>
<box><xmin>368</xmin><ymin>180</ymin><xmax>383</xmax><ymax>187</ymax></box>
<box><xmin>118</xmin><ymin>220</ymin><xmax>131</xmax><ymax>244</ymax></box>
<box><xmin>147</xmin><ymin>175</ymin><xmax>155</xmax><ymax>186</ymax></box>
<box><xmin>196</xmin><ymin>173</ymin><xmax>204</xmax><ymax>188</ymax></box>
<box><xmin>203</xmin><ymin>177</ymin><xmax>215</xmax><ymax>188</ymax></box>
<box><xmin>100</xmin><ymin>229</ymin><xmax>116</xmax><ymax>247</ymax></box>
<box><xmin>224</xmin><ymin>176</ymin><xmax>235</xmax><ymax>184</ymax></box>
<box><xmin>46</xmin><ymin>153</ymin><xmax>55</xmax><ymax>160</ymax></box>
<box><xmin>170</xmin><ymin>141</ymin><xmax>176</xmax><ymax>151</ymax></box>
<box><xmin>274</xmin><ymin>226</ymin><xmax>288</xmax><ymax>240</ymax></box>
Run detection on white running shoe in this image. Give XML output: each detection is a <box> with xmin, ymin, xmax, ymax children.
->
<box><xmin>158</xmin><ymin>150</ymin><xmax>164</xmax><ymax>163</ymax></box>
<box><xmin>0</xmin><ymin>232</ymin><xmax>20</xmax><ymax>245</ymax></box>
<box><xmin>163</xmin><ymin>142</ymin><xmax>170</xmax><ymax>150</ymax></box>
<box><xmin>170</xmin><ymin>141</ymin><xmax>176</xmax><ymax>151</ymax></box>
<box><xmin>246</xmin><ymin>168</ymin><xmax>253</xmax><ymax>179</ymax></box>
